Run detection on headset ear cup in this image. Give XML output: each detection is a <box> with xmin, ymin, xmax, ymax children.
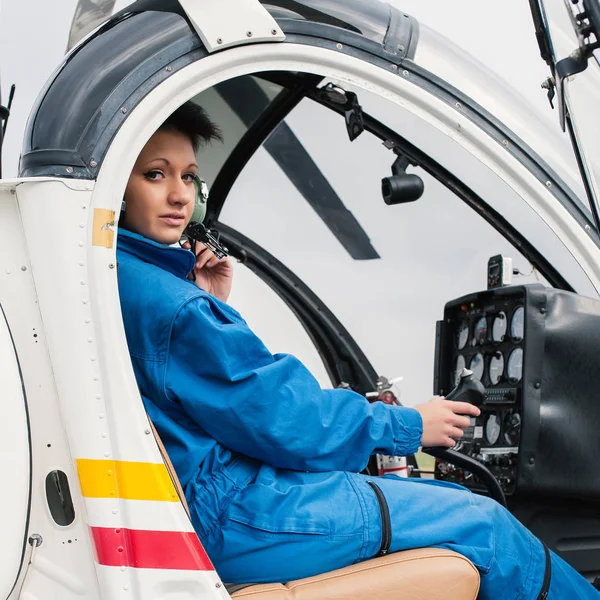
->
<box><xmin>190</xmin><ymin>176</ymin><xmax>208</xmax><ymax>224</ymax></box>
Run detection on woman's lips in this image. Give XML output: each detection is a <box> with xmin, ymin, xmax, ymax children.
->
<box><xmin>160</xmin><ymin>216</ymin><xmax>185</xmax><ymax>227</ymax></box>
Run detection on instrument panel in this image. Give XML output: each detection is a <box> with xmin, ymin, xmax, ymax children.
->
<box><xmin>434</xmin><ymin>288</ymin><xmax>528</xmax><ymax>495</ymax></box>
<box><xmin>434</xmin><ymin>283</ymin><xmax>600</xmax><ymax>501</ymax></box>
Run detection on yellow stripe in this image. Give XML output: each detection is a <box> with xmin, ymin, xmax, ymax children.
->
<box><xmin>76</xmin><ymin>459</ymin><xmax>179</xmax><ymax>502</ymax></box>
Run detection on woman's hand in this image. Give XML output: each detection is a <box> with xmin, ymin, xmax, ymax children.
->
<box><xmin>415</xmin><ymin>397</ymin><xmax>481</xmax><ymax>447</ymax></box>
<box><xmin>183</xmin><ymin>241</ymin><xmax>234</xmax><ymax>303</ymax></box>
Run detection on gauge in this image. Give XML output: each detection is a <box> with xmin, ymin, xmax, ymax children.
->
<box><xmin>511</xmin><ymin>306</ymin><xmax>524</xmax><ymax>341</ymax></box>
<box><xmin>503</xmin><ymin>412</ymin><xmax>521</xmax><ymax>446</ymax></box>
<box><xmin>457</xmin><ymin>321</ymin><xmax>469</xmax><ymax>350</ymax></box>
<box><xmin>454</xmin><ymin>355</ymin><xmax>466</xmax><ymax>386</ymax></box>
<box><xmin>485</xmin><ymin>413</ymin><xmax>501</xmax><ymax>445</ymax></box>
<box><xmin>492</xmin><ymin>312</ymin><xmax>507</xmax><ymax>342</ymax></box>
<box><xmin>489</xmin><ymin>351</ymin><xmax>504</xmax><ymax>385</ymax></box>
<box><xmin>469</xmin><ymin>353</ymin><xmax>484</xmax><ymax>381</ymax></box>
<box><xmin>507</xmin><ymin>347</ymin><xmax>523</xmax><ymax>383</ymax></box>
<box><xmin>473</xmin><ymin>316</ymin><xmax>487</xmax><ymax>345</ymax></box>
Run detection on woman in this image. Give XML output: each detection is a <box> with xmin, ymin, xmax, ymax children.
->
<box><xmin>116</xmin><ymin>101</ymin><xmax>599</xmax><ymax>598</ymax></box>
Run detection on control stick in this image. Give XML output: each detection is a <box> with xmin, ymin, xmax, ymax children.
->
<box><xmin>423</xmin><ymin>369</ymin><xmax>507</xmax><ymax>507</ymax></box>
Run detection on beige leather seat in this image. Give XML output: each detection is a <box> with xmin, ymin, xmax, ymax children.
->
<box><xmin>150</xmin><ymin>422</ymin><xmax>480</xmax><ymax>600</ymax></box>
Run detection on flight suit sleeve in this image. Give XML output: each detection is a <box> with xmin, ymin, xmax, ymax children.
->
<box><xmin>164</xmin><ymin>295</ymin><xmax>423</xmax><ymax>473</ymax></box>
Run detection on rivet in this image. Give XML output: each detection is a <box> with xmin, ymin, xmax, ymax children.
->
<box><xmin>79</xmin><ymin>223</ymin><xmax>84</xmax><ymax>228</ymax></box>
<box><xmin>540</xmin><ymin>307</ymin><xmax>547</xmax><ymax>314</ymax></box>
<box><xmin>246</xmin><ymin>30</ymin><xmax>253</xmax><ymax>37</ymax></box>
<box><xmin>89</xmin><ymin>160</ymin><xmax>97</xmax><ymax>168</ymax></box>
<box><xmin>121</xmin><ymin>107</ymin><xmax>127</xmax><ymax>114</ymax></box>
<box><xmin>402</xmin><ymin>69</ymin><xmax>409</xmax><ymax>76</ymax></box>
<box><xmin>534</xmin><ymin>382</ymin><xmax>541</xmax><ymax>389</ymax></box>
<box><xmin>88</xmin><ymin>338</ymin><xmax>93</xmax><ymax>343</ymax></box>
<box><xmin>113</xmin><ymin>509</ymin><xmax>119</xmax><ymax>515</ymax></box>
<box><xmin>336</xmin><ymin>43</ymin><xmax>343</xmax><ymax>50</ymax></box>
<box><xmin>79</xmin><ymin>241</ymin><xmax>84</xmax><ymax>247</ymax></box>
<box><xmin>271</xmin><ymin>29</ymin><xmax>278</xmax><ymax>35</ymax></box>
<box><xmin>29</xmin><ymin>534</ymin><xmax>43</xmax><ymax>547</ymax></box>
<box><xmin>96</xmin><ymin>394</ymin><xmax>101</xmax><ymax>399</ymax></box>
<box><xmin>455</xmin><ymin>102</ymin><xmax>462</xmax><ymax>109</ymax></box>
<box><xmin>5</xmin><ymin>270</ymin><xmax>11</xmax><ymax>275</ymax></box>
<box><xmin>66</xmin><ymin>166</ymin><xmax>74</xmax><ymax>173</ymax></box>
<box><xmin>101</xmin><ymin>432</ymin><xmax>107</xmax><ymax>438</ymax></box>
<box><xmin>398</xmin><ymin>45</ymin><xmax>405</xmax><ymax>52</ymax></box>
<box><xmin>390</xmin><ymin>64</ymin><xmax>398</xmax><ymax>71</ymax></box>
<box><xmin>91</xmin><ymin>355</ymin><xmax>97</xmax><ymax>361</ymax></box>
<box><xmin>144</xmin><ymin>429</ymin><xmax>151</xmax><ymax>435</ymax></box>
<box><xmin>216</xmin><ymin>582</ymin><xmax>222</xmax><ymax>589</ymax></box>
<box><xmin>123</xmin><ymin>585</ymin><xmax>128</xmax><ymax>591</ymax></box>
<box><xmin>99</xmin><ymin>414</ymin><xmax>105</xmax><ymax>419</ymax></box>
<box><xmin>545</xmin><ymin>181</ymin><xmax>552</xmax><ymax>188</ymax></box>
<box><xmin>81</xmin><ymin>205</ymin><xmax>86</xmax><ymax>210</ymax></box>
<box><xmin>120</xmin><ymin>565</ymin><xmax>126</xmax><ymax>571</ymax></box>
<box><xmin>109</xmin><ymin>263</ymin><xmax>115</xmax><ymax>269</ymax></box>
<box><xmin>107</xmin><ymin>470</ymin><xmax>113</xmax><ymax>476</ymax></box>
<box><xmin>82</xmin><ymin>299</ymin><xmax>88</xmax><ymax>304</ymax></box>
<box><xmin>80</xmin><ymin>280</ymin><xmax>86</xmax><ymax>286</ymax></box>
<box><xmin>21</xmin><ymin>266</ymin><xmax>27</xmax><ymax>271</ymax></box>
<box><xmin>529</xmin><ymin>457</ymin><xmax>535</xmax><ymax>465</ymax></box>
<box><xmin>117</xmin><ymin>546</ymin><xmax>124</xmax><ymax>553</ymax></box>
<box><xmin>217</xmin><ymin>38</ymin><xmax>223</xmax><ymax>44</ymax></box>
<box><xmin>585</xmin><ymin>224</ymin><xmax>591</xmax><ymax>232</ymax></box>
<box><xmin>502</xmin><ymin>140</ymin><xmax>508</xmax><ymax>147</ymax></box>
<box><xmin>104</xmin><ymin>452</ymin><xmax>110</xmax><ymax>457</ymax></box>
<box><xmin>93</xmin><ymin>376</ymin><xmax>99</xmax><ymax>382</ymax></box>
<box><xmin>79</xmin><ymin>261</ymin><xmax>84</xmax><ymax>266</ymax></box>
<box><xmin>165</xmin><ymin>66</ymin><xmax>172</xmax><ymax>72</ymax></box>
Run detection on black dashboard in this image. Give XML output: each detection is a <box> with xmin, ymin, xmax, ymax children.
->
<box><xmin>433</xmin><ymin>283</ymin><xmax>600</xmax><ymax>501</ymax></box>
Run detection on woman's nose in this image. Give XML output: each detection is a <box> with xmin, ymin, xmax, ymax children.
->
<box><xmin>167</xmin><ymin>178</ymin><xmax>193</xmax><ymax>205</ymax></box>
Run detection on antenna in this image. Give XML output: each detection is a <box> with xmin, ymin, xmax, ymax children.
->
<box><xmin>0</xmin><ymin>84</ymin><xmax>16</xmax><ymax>179</ymax></box>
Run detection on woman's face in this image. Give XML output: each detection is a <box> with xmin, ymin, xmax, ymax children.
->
<box><xmin>122</xmin><ymin>128</ymin><xmax>198</xmax><ymax>245</ymax></box>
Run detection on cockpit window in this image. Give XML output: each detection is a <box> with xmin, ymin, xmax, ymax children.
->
<box><xmin>193</xmin><ymin>76</ymin><xmax>284</xmax><ymax>187</ymax></box>
<box><xmin>217</xmin><ymin>90</ymin><xmax>561</xmax><ymax>406</ymax></box>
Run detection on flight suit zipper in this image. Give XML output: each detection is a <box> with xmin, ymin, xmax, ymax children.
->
<box><xmin>367</xmin><ymin>481</ymin><xmax>392</xmax><ymax>556</ymax></box>
<box><xmin>537</xmin><ymin>543</ymin><xmax>552</xmax><ymax>600</ymax></box>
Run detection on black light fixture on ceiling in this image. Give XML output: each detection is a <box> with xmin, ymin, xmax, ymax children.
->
<box><xmin>381</xmin><ymin>151</ymin><xmax>424</xmax><ymax>205</ymax></box>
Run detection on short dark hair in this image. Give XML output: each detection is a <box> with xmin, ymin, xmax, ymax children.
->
<box><xmin>159</xmin><ymin>101</ymin><xmax>222</xmax><ymax>152</ymax></box>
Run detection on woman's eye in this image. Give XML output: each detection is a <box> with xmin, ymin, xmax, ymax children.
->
<box><xmin>183</xmin><ymin>173</ymin><xmax>196</xmax><ymax>182</ymax></box>
<box><xmin>143</xmin><ymin>170</ymin><xmax>163</xmax><ymax>181</ymax></box>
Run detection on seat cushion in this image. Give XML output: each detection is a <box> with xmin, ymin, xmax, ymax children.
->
<box><xmin>230</xmin><ymin>548</ymin><xmax>479</xmax><ymax>600</ymax></box>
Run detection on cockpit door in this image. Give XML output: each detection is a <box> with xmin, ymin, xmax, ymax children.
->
<box><xmin>529</xmin><ymin>0</ymin><xmax>600</xmax><ymax>231</ymax></box>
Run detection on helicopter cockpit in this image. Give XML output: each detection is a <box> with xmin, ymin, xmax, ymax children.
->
<box><xmin>2</xmin><ymin>0</ymin><xmax>600</xmax><ymax>597</ymax></box>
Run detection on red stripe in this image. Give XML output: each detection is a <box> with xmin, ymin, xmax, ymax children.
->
<box><xmin>90</xmin><ymin>527</ymin><xmax>213</xmax><ymax>570</ymax></box>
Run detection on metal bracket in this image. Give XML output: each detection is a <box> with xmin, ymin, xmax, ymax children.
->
<box><xmin>178</xmin><ymin>0</ymin><xmax>285</xmax><ymax>53</ymax></box>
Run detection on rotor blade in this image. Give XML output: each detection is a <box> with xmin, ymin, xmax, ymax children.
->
<box><xmin>66</xmin><ymin>0</ymin><xmax>117</xmax><ymax>52</ymax></box>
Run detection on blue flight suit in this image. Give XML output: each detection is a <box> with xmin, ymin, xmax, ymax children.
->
<box><xmin>117</xmin><ymin>229</ymin><xmax>598</xmax><ymax>599</ymax></box>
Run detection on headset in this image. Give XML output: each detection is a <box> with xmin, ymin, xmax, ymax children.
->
<box><xmin>184</xmin><ymin>175</ymin><xmax>229</xmax><ymax>260</ymax></box>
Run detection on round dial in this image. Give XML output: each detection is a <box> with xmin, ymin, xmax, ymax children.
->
<box><xmin>457</xmin><ymin>321</ymin><xmax>469</xmax><ymax>350</ymax></box>
<box><xmin>492</xmin><ymin>312</ymin><xmax>507</xmax><ymax>342</ymax></box>
<box><xmin>511</xmin><ymin>306</ymin><xmax>524</xmax><ymax>341</ymax></box>
<box><xmin>473</xmin><ymin>316</ymin><xmax>488</xmax><ymax>345</ymax></box>
<box><xmin>504</xmin><ymin>412</ymin><xmax>521</xmax><ymax>446</ymax></box>
<box><xmin>507</xmin><ymin>347</ymin><xmax>523</xmax><ymax>383</ymax></box>
<box><xmin>489</xmin><ymin>351</ymin><xmax>504</xmax><ymax>385</ymax></box>
<box><xmin>485</xmin><ymin>413</ymin><xmax>501</xmax><ymax>445</ymax></box>
<box><xmin>454</xmin><ymin>355</ymin><xmax>466</xmax><ymax>387</ymax></box>
<box><xmin>469</xmin><ymin>353</ymin><xmax>485</xmax><ymax>381</ymax></box>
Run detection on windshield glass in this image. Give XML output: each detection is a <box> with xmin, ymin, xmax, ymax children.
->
<box><xmin>413</xmin><ymin>22</ymin><xmax>591</xmax><ymax>217</ymax></box>
<box><xmin>215</xmin><ymin>87</ymin><xmax>592</xmax><ymax>406</ymax></box>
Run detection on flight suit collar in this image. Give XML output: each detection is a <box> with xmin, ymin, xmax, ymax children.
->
<box><xmin>117</xmin><ymin>228</ymin><xmax>196</xmax><ymax>281</ymax></box>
